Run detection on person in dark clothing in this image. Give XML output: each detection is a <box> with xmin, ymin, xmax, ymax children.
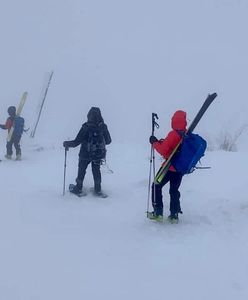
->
<box><xmin>148</xmin><ymin>110</ymin><xmax>187</xmax><ymax>223</ymax></box>
<box><xmin>0</xmin><ymin>106</ymin><xmax>24</xmax><ymax>160</ymax></box>
<box><xmin>63</xmin><ymin>107</ymin><xmax>112</xmax><ymax>196</ymax></box>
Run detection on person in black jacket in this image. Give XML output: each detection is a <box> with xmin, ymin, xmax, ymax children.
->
<box><xmin>63</xmin><ymin>107</ymin><xmax>111</xmax><ymax>196</ymax></box>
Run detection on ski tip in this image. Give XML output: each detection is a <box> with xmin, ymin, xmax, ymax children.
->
<box><xmin>208</xmin><ymin>92</ymin><xmax>217</xmax><ymax>99</ymax></box>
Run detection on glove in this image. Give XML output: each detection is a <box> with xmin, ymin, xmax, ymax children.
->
<box><xmin>63</xmin><ymin>141</ymin><xmax>70</xmax><ymax>150</ymax></box>
<box><xmin>0</xmin><ymin>124</ymin><xmax>5</xmax><ymax>129</ymax></box>
<box><xmin>149</xmin><ymin>135</ymin><xmax>158</xmax><ymax>144</ymax></box>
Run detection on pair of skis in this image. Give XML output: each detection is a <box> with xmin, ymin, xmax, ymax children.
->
<box><xmin>154</xmin><ymin>93</ymin><xmax>217</xmax><ymax>184</ymax></box>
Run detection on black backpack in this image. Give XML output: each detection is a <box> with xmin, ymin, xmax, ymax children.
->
<box><xmin>87</xmin><ymin>125</ymin><xmax>106</xmax><ymax>160</ymax></box>
<box><xmin>13</xmin><ymin>116</ymin><xmax>25</xmax><ymax>136</ymax></box>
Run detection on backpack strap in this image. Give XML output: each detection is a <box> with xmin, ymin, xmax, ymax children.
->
<box><xmin>175</xmin><ymin>129</ymin><xmax>186</xmax><ymax>139</ymax></box>
<box><xmin>173</xmin><ymin>130</ymin><xmax>186</xmax><ymax>155</ymax></box>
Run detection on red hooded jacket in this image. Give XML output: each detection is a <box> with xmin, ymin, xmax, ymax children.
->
<box><xmin>153</xmin><ymin>110</ymin><xmax>187</xmax><ymax>171</ymax></box>
<box><xmin>0</xmin><ymin>117</ymin><xmax>13</xmax><ymax>132</ymax></box>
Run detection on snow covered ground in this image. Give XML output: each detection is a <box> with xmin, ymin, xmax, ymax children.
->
<box><xmin>0</xmin><ymin>137</ymin><xmax>248</xmax><ymax>299</ymax></box>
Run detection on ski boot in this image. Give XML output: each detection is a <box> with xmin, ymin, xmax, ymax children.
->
<box><xmin>147</xmin><ymin>211</ymin><xmax>163</xmax><ymax>222</ymax></box>
<box><xmin>69</xmin><ymin>184</ymin><xmax>87</xmax><ymax>197</ymax></box>
<box><xmin>5</xmin><ymin>154</ymin><xmax>12</xmax><ymax>160</ymax></box>
<box><xmin>15</xmin><ymin>155</ymin><xmax>22</xmax><ymax>161</ymax></box>
<box><xmin>92</xmin><ymin>189</ymin><xmax>108</xmax><ymax>198</ymax></box>
<box><xmin>168</xmin><ymin>214</ymin><xmax>179</xmax><ymax>224</ymax></box>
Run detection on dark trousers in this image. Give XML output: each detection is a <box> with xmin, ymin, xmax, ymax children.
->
<box><xmin>152</xmin><ymin>170</ymin><xmax>183</xmax><ymax>216</ymax></box>
<box><xmin>6</xmin><ymin>136</ymin><xmax>21</xmax><ymax>156</ymax></box>
<box><xmin>76</xmin><ymin>158</ymin><xmax>102</xmax><ymax>192</ymax></box>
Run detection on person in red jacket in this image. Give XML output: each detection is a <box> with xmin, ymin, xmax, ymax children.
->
<box><xmin>148</xmin><ymin>110</ymin><xmax>187</xmax><ymax>222</ymax></box>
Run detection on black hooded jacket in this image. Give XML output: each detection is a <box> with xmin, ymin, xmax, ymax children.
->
<box><xmin>66</xmin><ymin>107</ymin><xmax>112</xmax><ymax>159</ymax></box>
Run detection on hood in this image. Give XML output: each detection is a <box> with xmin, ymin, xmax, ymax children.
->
<box><xmin>171</xmin><ymin>110</ymin><xmax>187</xmax><ymax>131</ymax></box>
<box><xmin>8</xmin><ymin>106</ymin><xmax>16</xmax><ymax>117</ymax></box>
<box><xmin>87</xmin><ymin>107</ymin><xmax>103</xmax><ymax>124</ymax></box>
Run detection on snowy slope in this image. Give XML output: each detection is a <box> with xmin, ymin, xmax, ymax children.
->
<box><xmin>0</xmin><ymin>0</ymin><xmax>248</xmax><ymax>299</ymax></box>
<box><xmin>0</xmin><ymin>139</ymin><xmax>248</xmax><ymax>299</ymax></box>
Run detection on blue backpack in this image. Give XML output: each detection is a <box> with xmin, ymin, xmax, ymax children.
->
<box><xmin>171</xmin><ymin>132</ymin><xmax>207</xmax><ymax>175</ymax></box>
<box><xmin>13</xmin><ymin>116</ymin><xmax>25</xmax><ymax>136</ymax></box>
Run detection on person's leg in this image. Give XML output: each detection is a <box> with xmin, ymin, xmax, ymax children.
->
<box><xmin>75</xmin><ymin>158</ymin><xmax>90</xmax><ymax>191</ymax></box>
<box><xmin>6</xmin><ymin>140</ymin><xmax>13</xmax><ymax>158</ymax></box>
<box><xmin>169</xmin><ymin>171</ymin><xmax>183</xmax><ymax>218</ymax></box>
<box><xmin>13</xmin><ymin>136</ymin><xmax>21</xmax><ymax>159</ymax></box>
<box><xmin>91</xmin><ymin>160</ymin><xmax>101</xmax><ymax>192</ymax></box>
<box><xmin>151</xmin><ymin>172</ymin><xmax>170</xmax><ymax>217</ymax></box>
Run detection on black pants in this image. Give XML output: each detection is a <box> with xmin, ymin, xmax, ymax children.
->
<box><xmin>76</xmin><ymin>158</ymin><xmax>102</xmax><ymax>192</ymax></box>
<box><xmin>6</xmin><ymin>136</ymin><xmax>21</xmax><ymax>156</ymax></box>
<box><xmin>152</xmin><ymin>170</ymin><xmax>183</xmax><ymax>216</ymax></box>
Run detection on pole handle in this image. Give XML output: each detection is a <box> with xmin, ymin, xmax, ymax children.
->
<box><xmin>152</xmin><ymin>112</ymin><xmax>159</xmax><ymax>135</ymax></box>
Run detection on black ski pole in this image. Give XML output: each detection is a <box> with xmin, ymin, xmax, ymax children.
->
<box><xmin>147</xmin><ymin>113</ymin><xmax>159</xmax><ymax>216</ymax></box>
<box><xmin>31</xmin><ymin>71</ymin><xmax>54</xmax><ymax>138</ymax></box>
<box><xmin>63</xmin><ymin>147</ymin><xmax>68</xmax><ymax>196</ymax></box>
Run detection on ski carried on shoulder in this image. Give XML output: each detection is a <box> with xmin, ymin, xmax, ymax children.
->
<box><xmin>154</xmin><ymin>93</ymin><xmax>217</xmax><ymax>184</ymax></box>
<box><xmin>7</xmin><ymin>91</ymin><xmax>28</xmax><ymax>142</ymax></box>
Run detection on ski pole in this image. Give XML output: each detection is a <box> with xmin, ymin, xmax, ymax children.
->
<box><xmin>31</xmin><ymin>71</ymin><xmax>54</xmax><ymax>138</ymax></box>
<box><xmin>63</xmin><ymin>147</ymin><xmax>68</xmax><ymax>196</ymax></box>
<box><xmin>147</xmin><ymin>113</ymin><xmax>159</xmax><ymax>216</ymax></box>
